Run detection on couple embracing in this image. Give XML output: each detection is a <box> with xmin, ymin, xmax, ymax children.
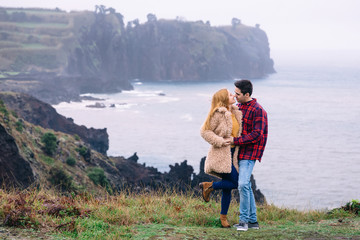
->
<box><xmin>199</xmin><ymin>79</ymin><xmax>268</xmax><ymax>231</ymax></box>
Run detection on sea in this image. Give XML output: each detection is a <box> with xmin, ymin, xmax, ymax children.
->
<box><xmin>54</xmin><ymin>49</ymin><xmax>360</xmax><ymax>210</ymax></box>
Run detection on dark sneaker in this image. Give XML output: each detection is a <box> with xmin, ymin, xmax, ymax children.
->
<box><xmin>248</xmin><ymin>222</ymin><xmax>260</xmax><ymax>229</ymax></box>
<box><xmin>234</xmin><ymin>221</ymin><xmax>248</xmax><ymax>231</ymax></box>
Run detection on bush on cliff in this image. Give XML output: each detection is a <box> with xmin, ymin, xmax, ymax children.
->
<box><xmin>49</xmin><ymin>166</ymin><xmax>74</xmax><ymax>192</ymax></box>
<box><xmin>76</xmin><ymin>146</ymin><xmax>91</xmax><ymax>160</ymax></box>
<box><xmin>15</xmin><ymin>120</ymin><xmax>23</xmax><ymax>132</ymax></box>
<box><xmin>41</xmin><ymin>132</ymin><xmax>57</xmax><ymax>155</ymax></box>
<box><xmin>0</xmin><ymin>99</ymin><xmax>9</xmax><ymax>116</ymax></box>
<box><xmin>87</xmin><ymin>167</ymin><xmax>111</xmax><ymax>192</ymax></box>
<box><xmin>66</xmin><ymin>156</ymin><xmax>76</xmax><ymax>166</ymax></box>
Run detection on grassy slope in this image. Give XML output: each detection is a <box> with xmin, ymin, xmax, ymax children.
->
<box><xmin>0</xmin><ymin>96</ymin><xmax>109</xmax><ymax>194</ymax></box>
<box><xmin>0</xmin><ymin>188</ymin><xmax>359</xmax><ymax>240</ymax></box>
<box><xmin>0</xmin><ymin>8</ymin><xmax>83</xmax><ymax>73</ymax></box>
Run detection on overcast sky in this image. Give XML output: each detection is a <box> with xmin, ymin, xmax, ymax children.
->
<box><xmin>1</xmin><ymin>0</ymin><xmax>360</xmax><ymax>51</ymax></box>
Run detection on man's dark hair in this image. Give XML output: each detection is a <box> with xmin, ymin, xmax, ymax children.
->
<box><xmin>234</xmin><ymin>79</ymin><xmax>253</xmax><ymax>96</ymax></box>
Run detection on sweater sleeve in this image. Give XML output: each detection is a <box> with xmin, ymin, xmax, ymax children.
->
<box><xmin>200</xmin><ymin>113</ymin><xmax>226</xmax><ymax>148</ymax></box>
<box><xmin>233</xmin><ymin>108</ymin><xmax>266</xmax><ymax>145</ymax></box>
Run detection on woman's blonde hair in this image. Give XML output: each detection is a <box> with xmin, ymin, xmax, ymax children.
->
<box><xmin>202</xmin><ymin>88</ymin><xmax>229</xmax><ymax>130</ymax></box>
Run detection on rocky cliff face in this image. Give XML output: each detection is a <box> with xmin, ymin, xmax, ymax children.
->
<box><xmin>0</xmin><ymin>92</ymin><xmax>108</xmax><ymax>155</ymax></box>
<box><xmin>0</xmin><ymin>123</ymin><xmax>34</xmax><ymax>188</ymax></box>
<box><xmin>0</xmin><ymin>8</ymin><xmax>275</xmax><ymax>104</ymax></box>
<box><xmin>69</xmin><ymin>16</ymin><xmax>275</xmax><ymax>84</ymax></box>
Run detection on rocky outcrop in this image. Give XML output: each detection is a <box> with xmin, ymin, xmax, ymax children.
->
<box><xmin>0</xmin><ymin>92</ymin><xmax>108</xmax><ymax>155</ymax></box>
<box><xmin>69</xmin><ymin>16</ymin><xmax>275</xmax><ymax>85</ymax></box>
<box><xmin>0</xmin><ymin>123</ymin><xmax>34</xmax><ymax>188</ymax></box>
<box><xmin>118</xmin><ymin>20</ymin><xmax>275</xmax><ymax>81</ymax></box>
<box><xmin>110</xmin><ymin>155</ymin><xmax>266</xmax><ymax>204</ymax></box>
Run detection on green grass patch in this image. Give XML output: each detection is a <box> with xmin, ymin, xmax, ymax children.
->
<box><xmin>21</xmin><ymin>43</ymin><xmax>48</xmax><ymax>49</ymax></box>
<box><xmin>39</xmin><ymin>154</ymin><xmax>55</xmax><ymax>165</ymax></box>
<box><xmin>0</xmin><ymin>189</ymin><xmax>359</xmax><ymax>240</ymax></box>
<box><xmin>5</xmin><ymin>9</ymin><xmax>64</xmax><ymax>15</ymax></box>
<box><xmin>0</xmin><ymin>100</ymin><xmax>9</xmax><ymax>118</ymax></box>
<box><xmin>14</xmin><ymin>22</ymin><xmax>69</xmax><ymax>29</ymax></box>
<box><xmin>15</xmin><ymin>120</ymin><xmax>23</xmax><ymax>132</ymax></box>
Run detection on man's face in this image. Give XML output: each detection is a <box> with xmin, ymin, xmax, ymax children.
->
<box><xmin>234</xmin><ymin>87</ymin><xmax>247</xmax><ymax>103</ymax></box>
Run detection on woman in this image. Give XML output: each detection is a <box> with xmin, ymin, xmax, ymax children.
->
<box><xmin>199</xmin><ymin>88</ymin><xmax>242</xmax><ymax>228</ymax></box>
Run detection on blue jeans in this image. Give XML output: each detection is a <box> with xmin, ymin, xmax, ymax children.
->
<box><xmin>212</xmin><ymin>148</ymin><xmax>238</xmax><ymax>215</ymax></box>
<box><xmin>238</xmin><ymin>160</ymin><xmax>257</xmax><ymax>223</ymax></box>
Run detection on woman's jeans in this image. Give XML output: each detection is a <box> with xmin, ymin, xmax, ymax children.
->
<box><xmin>238</xmin><ymin>160</ymin><xmax>257</xmax><ymax>223</ymax></box>
<box><xmin>212</xmin><ymin>148</ymin><xmax>238</xmax><ymax>215</ymax></box>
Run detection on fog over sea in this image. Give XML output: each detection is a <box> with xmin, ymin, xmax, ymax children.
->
<box><xmin>54</xmin><ymin>50</ymin><xmax>360</xmax><ymax>210</ymax></box>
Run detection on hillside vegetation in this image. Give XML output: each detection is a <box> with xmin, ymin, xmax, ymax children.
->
<box><xmin>0</xmin><ymin>8</ymin><xmax>76</xmax><ymax>72</ymax></box>
<box><xmin>0</xmin><ymin>188</ymin><xmax>359</xmax><ymax>239</ymax></box>
<box><xmin>0</xmin><ymin>95</ymin><xmax>113</xmax><ymax>193</ymax></box>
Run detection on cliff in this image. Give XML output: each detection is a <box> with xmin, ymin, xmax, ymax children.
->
<box><xmin>0</xmin><ymin>7</ymin><xmax>275</xmax><ymax>104</ymax></box>
<box><xmin>0</xmin><ymin>95</ymin><xmax>160</xmax><ymax>192</ymax></box>
<box><xmin>0</xmin><ymin>122</ymin><xmax>34</xmax><ymax>188</ymax></box>
<box><xmin>0</xmin><ymin>92</ymin><xmax>108</xmax><ymax>155</ymax></box>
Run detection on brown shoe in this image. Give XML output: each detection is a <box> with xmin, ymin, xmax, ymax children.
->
<box><xmin>220</xmin><ymin>214</ymin><xmax>230</xmax><ymax>228</ymax></box>
<box><xmin>199</xmin><ymin>181</ymin><xmax>213</xmax><ymax>202</ymax></box>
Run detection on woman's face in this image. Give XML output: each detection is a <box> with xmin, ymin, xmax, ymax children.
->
<box><xmin>228</xmin><ymin>90</ymin><xmax>236</xmax><ymax>105</ymax></box>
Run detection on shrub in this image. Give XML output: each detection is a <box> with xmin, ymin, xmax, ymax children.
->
<box><xmin>74</xmin><ymin>134</ymin><xmax>80</xmax><ymax>141</ymax></box>
<box><xmin>343</xmin><ymin>199</ymin><xmax>360</xmax><ymax>215</ymax></box>
<box><xmin>87</xmin><ymin>167</ymin><xmax>109</xmax><ymax>187</ymax></box>
<box><xmin>41</xmin><ymin>132</ymin><xmax>57</xmax><ymax>155</ymax></box>
<box><xmin>15</xmin><ymin>120</ymin><xmax>23</xmax><ymax>132</ymax></box>
<box><xmin>76</xmin><ymin>146</ymin><xmax>88</xmax><ymax>156</ymax></box>
<box><xmin>66</xmin><ymin>156</ymin><xmax>76</xmax><ymax>166</ymax></box>
<box><xmin>49</xmin><ymin>166</ymin><xmax>74</xmax><ymax>192</ymax></box>
<box><xmin>76</xmin><ymin>146</ymin><xmax>91</xmax><ymax>162</ymax></box>
<box><xmin>0</xmin><ymin>100</ymin><xmax>9</xmax><ymax>116</ymax></box>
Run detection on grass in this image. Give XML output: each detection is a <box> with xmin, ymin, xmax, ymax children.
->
<box><xmin>39</xmin><ymin>154</ymin><xmax>55</xmax><ymax>165</ymax></box>
<box><xmin>5</xmin><ymin>9</ymin><xmax>65</xmax><ymax>15</ymax></box>
<box><xmin>0</xmin><ymin>188</ymin><xmax>359</xmax><ymax>239</ymax></box>
<box><xmin>14</xmin><ymin>22</ymin><xmax>69</xmax><ymax>29</ymax></box>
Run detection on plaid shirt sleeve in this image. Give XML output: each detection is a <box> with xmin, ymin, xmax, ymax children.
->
<box><xmin>233</xmin><ymin>105</ymin><xmax>267</xmax><ymax>145</ymax></box>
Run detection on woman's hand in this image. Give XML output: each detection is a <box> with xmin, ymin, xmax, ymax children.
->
<box><xmin>223</xmin><ymin>137</ymin><xmax>232</xmax><ymax>146</ymax></box>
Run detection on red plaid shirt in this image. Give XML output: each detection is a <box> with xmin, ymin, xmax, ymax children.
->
<box><xmin>233</xmin><ymin>98</ymin><xmax>268</xmax><ymax>162</ymax></box>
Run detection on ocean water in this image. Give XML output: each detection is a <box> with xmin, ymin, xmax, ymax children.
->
<box><xmin>54</xmin><ymin>50</ymin><xmax>360</xmax><ymax>210</ymax></box>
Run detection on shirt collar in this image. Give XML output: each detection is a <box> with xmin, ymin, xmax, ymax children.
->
<box><xmin>238</xmin><ymin>98</ymin><xmax>256</xmax><ymax>107</ymax></box>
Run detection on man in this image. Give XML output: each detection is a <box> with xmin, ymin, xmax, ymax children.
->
<box><xmin>231</xmin><ymin>79</ymin><xmax>268</xmax><ymax>231</ymax></box>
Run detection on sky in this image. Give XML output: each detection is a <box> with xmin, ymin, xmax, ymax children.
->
<box><xmin>1</xmin><ymin>0</ymin><xmax>360</xmax><ymax>51</ymax></box>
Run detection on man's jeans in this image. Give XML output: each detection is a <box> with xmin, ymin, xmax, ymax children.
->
<box><xmin>238</xmin><ymin>160</ymin><xmax>257</xmax><ymax>223</ymax></box>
